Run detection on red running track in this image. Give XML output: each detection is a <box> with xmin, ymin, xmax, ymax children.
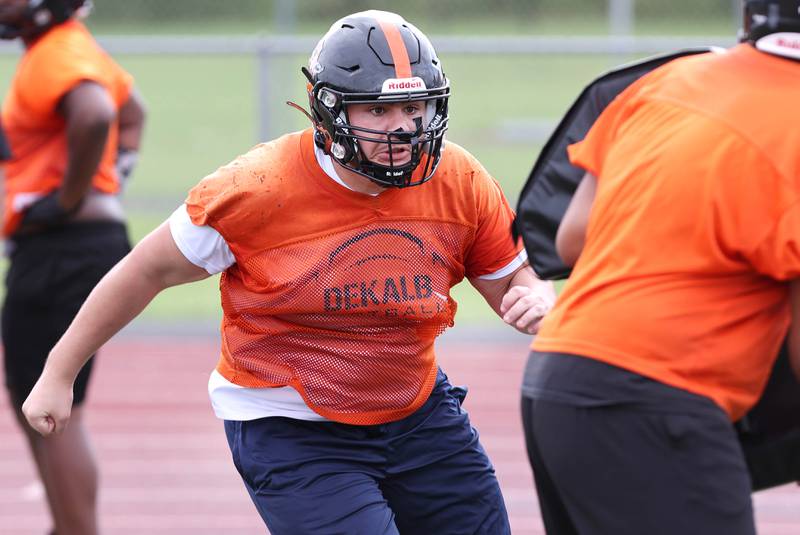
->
<box><xmin>1</xmin><ymin>333</ymin><xmax>799</xmax><ymax>534</ymax></box>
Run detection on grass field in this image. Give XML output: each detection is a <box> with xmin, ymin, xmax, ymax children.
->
<box><xmin>0</xmin><ymin>24</ymin><xmax>729</xmax><ymax>328</ymax></box>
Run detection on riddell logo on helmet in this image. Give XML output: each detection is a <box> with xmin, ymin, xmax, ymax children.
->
<box><xmin>756</xmin><ymin>32</ymin><xmax>800</xmax><ymax>59</ymax></box>
<box><xmin>382</xmin><ymin>77</ymin><xmax>427</xmax><ymax>93</ymax></box>
<box><xmin>776</xmin><ymin>36</ymin><xmax>800</xmax><ymax>49</ymax></box>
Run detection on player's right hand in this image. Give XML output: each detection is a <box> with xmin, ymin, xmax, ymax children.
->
<box><xmin>500</xmin><ymin>284</ymin><xmax>555</xmax><ymax>335</ymax></box>
<box><xmin>21</xmin><ymin>372</ymin><xmax>74</xmax><ymax>436</ymax></box>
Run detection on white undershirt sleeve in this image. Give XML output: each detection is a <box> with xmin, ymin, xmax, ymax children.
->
<box><xmin>168</xmin><ymin>205</ymin><xmax>236</xmax><ymax>274</ymax></box>
<box><xmin>476</xmin><ymin>249</ymin><xmax>529</xmax><ymax>280</ymax></box>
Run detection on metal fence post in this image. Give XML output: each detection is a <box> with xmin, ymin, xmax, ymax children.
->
<box><xmin>274</xmin><ymin>0</ymin><xmax>296</xmax><ymax>34</ymax></box>
<box><xmin>608</xmin><ymin>0</ymin><xmax>634</xmax><ymax>36</ymax></box>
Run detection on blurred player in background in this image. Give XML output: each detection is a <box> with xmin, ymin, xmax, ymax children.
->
<box><xmin>0</xmin><ymin>1</ymin><xmax>145</xmax><ymax>534</ymax></box>
<box><xmin>0</xmin><ymin>119</ymin><xmax>11</xmax><ymax>161</ymax></box>
<box><xmin>521</xmin><ymin>1</ymin><xmax>800</xmax><ymax>533</ymax></box>
<box><xmin>20</xmin><ymin>9</ymin><xmax>553</xmax><ymax>535</ymax></box>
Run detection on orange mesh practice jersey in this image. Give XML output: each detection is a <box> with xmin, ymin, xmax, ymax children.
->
<box><xmin>186</xmin><ymin>129</ymin><xmax>522</xmax><ymax>425</ymax></box>
<box><xmin>1</xmin><ymin>20</ymin><xmax>133</xmax><ymax>236</ymax></box>
<box><xmin>534</xmin><ymin>44</ymin><xmax>800</xmax><ymax>421</ymax></box>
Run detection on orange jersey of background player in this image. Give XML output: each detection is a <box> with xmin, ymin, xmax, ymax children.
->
<box><xmin>186</xmin><ymin>128</ymin><xmax>524</xmax><ymax>425</ymax></box>
<box><xmin>1</xmin><ymin>19</ymin><xmax>132</xmax><ymax>236</ymax></box>
<box><xmin>534</xmin><ymin>44</ymin><xmax>800</xmax><ymax>421</ymax></box>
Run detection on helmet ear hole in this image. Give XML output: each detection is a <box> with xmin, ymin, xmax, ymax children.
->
<box><xmin>313</xmin><ymin>129</ymin><xmax>332</xmax><ymax>152</ymax></box>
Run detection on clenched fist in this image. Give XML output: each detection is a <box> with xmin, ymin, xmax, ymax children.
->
<box><xmin>22</xmin><ymin>372</ymin><xmax>74</xmax><ymax>436</ymax></box>
<box><xmin>500</xmin><ymin>285</ymin><xmax>555</xmax><ymax>334</ymax></box>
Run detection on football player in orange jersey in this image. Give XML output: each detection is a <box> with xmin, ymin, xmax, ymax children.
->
<box><xmin>0</xmin><ymin>2</ymin><xmax>145</xmax><ymax>534</ymax></box>
<box><xmin>523</xmin><ymin>1</ymin><xmax>800</xmax><ymax>533</ymax></box>
<box><xmin>22</xmin><ymin>10</ymin><xmax>553</xmax><ymax>534</ymax></box>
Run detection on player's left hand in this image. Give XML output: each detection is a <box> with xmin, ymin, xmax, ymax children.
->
<box><xmin>500</xmin><ymin>285</ymin><xmax>554</xmax><ymax>335</ymax></box>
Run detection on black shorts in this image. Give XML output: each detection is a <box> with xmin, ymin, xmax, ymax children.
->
<box><xmin>522</xmin><ymin>397</ymin><xmax>755</xmax><ymax>535</ymax></box>
<box><xmin>521</xmin><ymin>352</ymin><xmax>755</xmax><ymax>535</ymax></box>
<box><xmin>2</xmin><ymin>221</ymin><xmax>130</xmax><ymax>408</ymax></box>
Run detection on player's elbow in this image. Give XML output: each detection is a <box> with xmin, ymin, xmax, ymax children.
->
<box><xmin>119</xmin><ymin>89</ymin><xmax>147</xmax><ymax>130</ymax></box>
<box><xmin>555</xmin><ymin>221</ymin><xmax>584</xmax><ymax>267</ymax></box>
<box><xmin>82</xmin><ymin>99</ymin><xmax>115</xmax><ymax>132</ymax></box>
<box><xmin>556</xmin><ymin>172</ymin><xmax>596</xmax><ymax>268</ymax></box>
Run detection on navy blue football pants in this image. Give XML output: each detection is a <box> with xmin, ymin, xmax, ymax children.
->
<box><xmin>224</xmin><ymin>369</ymin><xmax>510</xmax><ymax>535</ymax></box>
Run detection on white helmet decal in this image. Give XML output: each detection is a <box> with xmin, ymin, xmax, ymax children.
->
<box><xmin>755</xmin><ymin>31</ymin><xmax>800</xmax><ymax>59</ymax></box>
<box><xmin>381</xmin><ymin>77</ymin><xmax>428</xmax><ymax>93</ymax></box>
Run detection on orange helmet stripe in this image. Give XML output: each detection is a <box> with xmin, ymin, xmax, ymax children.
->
<box><xmin>376</xmin><ymin>19</ymin><xmax>412</xmax><ymax>79</ymax></box>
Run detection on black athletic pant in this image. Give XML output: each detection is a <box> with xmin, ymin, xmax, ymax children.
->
<box><xmin>521</xmin><ymin>396</ymin><xmax>756</xmax><ymax>535</ymax></box>
<box><xmin>2</xmin><ymin>221</ymin><xmax>130</xmax><ymax>408</ymax></box>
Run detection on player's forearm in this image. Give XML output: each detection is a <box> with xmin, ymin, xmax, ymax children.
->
<box><xmin>41</xmin><ymin>254</ymin><xmax>166</xmax><ymax>384</ymax></box>
<box><xmin>117</xmin><ymin>89</ymin><xmax>146</xmax><ymax>151</ymax></box>
<box><xmin>471</xmin><ymin>263</ymin><xmax>555</xmax><ymax>318</ymax></box>
<box><xmin>56</xmin><ymin>82</ymin><xmax>116</xmax><ymax>211</ymax></box>
<box><xmin>556</xmin><ymin>172</ymin><xmax>597</xmax><ymax>267</ymax></box>
<box><xmin>41</xmin><ymin>222</ymin><xmax>210</xmax><ymax>383</ymax></box>
<box><xmin>488</xmin><ymin>265</ymin><xmax>556</xmax><ymax>334</ymax></box>
<box><xmin>509</xmin><ymin>264</ymin><xmax>554</xmax><ymax>294</ymax></box>
<box><xmin>59</xmin><ymin>114</ymin><xmax>110</xmax><ymax>210</ymax></box>
<box><xmin>500</xmin><ymin>264</ymin><xmax>556</xmax><ymax>312</ymax></box>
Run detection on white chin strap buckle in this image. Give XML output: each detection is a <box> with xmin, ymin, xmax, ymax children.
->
<box><xmin>331</xmin><ymin>143</ymin><xmax>346</xmax><ymax>159</ymax></box>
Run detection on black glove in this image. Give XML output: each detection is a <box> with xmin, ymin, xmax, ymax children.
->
<box><xmin>0</xmin><ymin>121</ymin><xmax>11</xmax><ymax>162</ymax></box>
<box><xmin>20</xmin><ymin>190</ymin><xmax>76</xmax><ymax>229</ymax></box>
<box><xmin>116</xmin><ymin>147</ymin><xmax>139</xmax><ymax>190</ymax></box>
